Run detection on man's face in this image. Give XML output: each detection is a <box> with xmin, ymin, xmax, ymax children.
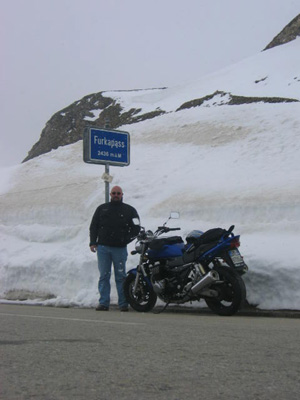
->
<box><xmin>110</xmin><ymin>186</ymin><xmax>123</xmax><ymax>202</ymax></box>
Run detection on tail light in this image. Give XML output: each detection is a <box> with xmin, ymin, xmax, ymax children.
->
<box><xmin>230</xmin><ymin>237</ymin><xmax>240</xmax><ymax>249</ymax></box>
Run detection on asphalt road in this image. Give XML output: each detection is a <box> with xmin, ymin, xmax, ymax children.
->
<box><xmin>0</xmin><ymin>304</ymin><xmax>299</xmax><ymax>400</ymax></box>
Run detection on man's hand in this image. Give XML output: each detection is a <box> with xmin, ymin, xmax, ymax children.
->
<box><xmin>90</xmin><ymin>245</ymin><xmax>97</xmax><ymax>253</ymax></box>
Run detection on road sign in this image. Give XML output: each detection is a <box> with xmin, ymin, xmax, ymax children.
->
<box><xmin>83</xmin><ymin>127</ymin><xmax>130</xmax><ymax>166</ymax></box>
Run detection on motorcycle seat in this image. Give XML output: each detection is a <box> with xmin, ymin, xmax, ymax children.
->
<box><xmin>193</xmin><ymin>228</ymin><xmax>227</xmax><ymax>246</ymax></box>
<box><xmin>166</xmin><ymin>242</ymin><xmax>218</xmax><ymax>267</ymax></box>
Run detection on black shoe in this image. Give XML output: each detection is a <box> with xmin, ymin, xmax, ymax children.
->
<box><xmin>120</xmin><ymin>307</ymin><xmax>129</xmax><ymax>312</ymax></box>
<box><xmin>96</xmin><ymin>305</ymin><xmax>109</xmax><ymax>311</ymax></box>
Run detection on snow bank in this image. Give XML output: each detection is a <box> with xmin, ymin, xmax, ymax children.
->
<box><xmin>1</xmin><ymin>40</ymin><xmax>300</xmax><ymax>310</ymax></box>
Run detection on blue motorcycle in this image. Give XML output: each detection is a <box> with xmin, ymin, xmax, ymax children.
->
<box><xmin>124</xmin><ymin>213</ymin><xmax>248</xmax><ymax>316</ymax></box>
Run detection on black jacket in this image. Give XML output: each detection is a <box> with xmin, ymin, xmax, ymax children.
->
<box><xmin>89</xmin><ymin>201</ymin><xmax>140</xmax><ymax>247</ymax></box>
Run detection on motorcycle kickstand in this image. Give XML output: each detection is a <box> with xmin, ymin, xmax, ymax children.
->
<box><xmin>153</xmin><ymin>302</ymin><xmax>170</xmax><ymax>314</ymax></box>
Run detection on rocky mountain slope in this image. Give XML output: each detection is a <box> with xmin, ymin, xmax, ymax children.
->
<box><xmin>23</xmin><ymin>14</ymin><xmax>300</xmax><ymax>163</ymax></box>
<box><xmin>264</xmin><ymin>13</ymin><xmax>300</xmax><ymax>50</ymax></box>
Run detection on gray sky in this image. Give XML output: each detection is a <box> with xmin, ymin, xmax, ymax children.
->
<box><xmin>1</xmin><ymin>0</ymin><xmax>299</xmax><ymax>167</ymax></box>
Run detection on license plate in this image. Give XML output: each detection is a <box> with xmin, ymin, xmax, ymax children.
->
<box><xmin>228</xmin><ymin>249</ymin><xmax>245</xmax><ymax>267</ymax></box>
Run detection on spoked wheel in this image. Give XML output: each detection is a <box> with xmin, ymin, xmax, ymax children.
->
<box><xmin>205</xmin><ymin>265</ymin><xmax>246</xmax><ymax>316</ymax></box>
<box><xmin>124</xmin><ymin>273</ymin><xmax>157</xmax><ymax>312</ymax></box>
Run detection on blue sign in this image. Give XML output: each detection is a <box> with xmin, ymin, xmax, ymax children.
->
<box><xmin>83</xmin><ymin>127</ymin><xmax>130</xmax><ymax>166</ymax></box>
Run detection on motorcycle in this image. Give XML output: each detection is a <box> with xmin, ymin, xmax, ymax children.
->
<box><xmin>124</xmin><ymin>212</ymin><xmax>248</xmax><ymax>316</ymax></box>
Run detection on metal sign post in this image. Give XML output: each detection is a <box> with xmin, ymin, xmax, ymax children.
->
<box><xmin>83</xmin><ymin>125</ymin><xmax>130</xmax><ymax>203</ymax></box>
<box><xmin>105</xmin><ymin>163</ymin><xmax>110</xmax><ymax>203</ymax></box>
<box><xmin>104</xmin><ymin>120</ymin><xmax>110</xmax><ymax>203</ymax></box>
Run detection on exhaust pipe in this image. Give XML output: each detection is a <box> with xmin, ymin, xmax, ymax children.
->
<box><xmin>190</xmin><ymin>270</ymin><xmax>219</xmax><ymax>295</ymax></box>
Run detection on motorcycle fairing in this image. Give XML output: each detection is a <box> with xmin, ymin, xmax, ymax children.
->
<box><xmin>165</xmin><ymin>234</ymin><xmax>242</xmax><ymax>267</ymax></box>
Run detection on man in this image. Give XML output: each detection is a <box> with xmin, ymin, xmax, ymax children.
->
<box><xmin>89</xmin><ymin>186</ymin><xmax>140</xmax><ymax>311</ymax></box>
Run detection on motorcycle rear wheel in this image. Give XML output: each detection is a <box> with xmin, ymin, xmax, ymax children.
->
<box><xmin>204</xmin><ymin>265</ymin><xmax>246</xmax><ymax>316</ymax></box>
<box><xmin>124</xmin><ymin>273</ymin><xmax>157</xmax><ymax>312</ymax></box>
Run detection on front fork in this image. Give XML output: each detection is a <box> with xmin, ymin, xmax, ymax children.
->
<box><xmin>133</xmin><ymin>245</ymin><xmax>147</xmax><ymax>295</ymax></box>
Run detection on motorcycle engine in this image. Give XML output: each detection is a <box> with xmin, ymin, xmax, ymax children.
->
<box><xmin>150</xmin><ymin>261</ymin><xmax>196</xmax><ymax>302</ymax></box>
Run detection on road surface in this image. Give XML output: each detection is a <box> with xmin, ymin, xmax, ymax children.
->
<box><xmin>0</xmin><ymin>304</ymin><xmax>299</xmax><ymax>400</ymax></box>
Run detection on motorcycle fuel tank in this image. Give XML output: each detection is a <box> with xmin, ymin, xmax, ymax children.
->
<box><xmin>147</xmin><ymin>243</ymin><xmax>185</xmax><ymax>259</ymax></box>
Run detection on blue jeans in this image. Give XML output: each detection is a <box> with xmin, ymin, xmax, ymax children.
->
<box><xmin>97</xmin><ymin>245</ymin><xmax>128</xmax><ymax>308</ymax></box>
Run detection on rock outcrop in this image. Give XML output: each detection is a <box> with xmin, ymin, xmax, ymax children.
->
<box><xmin>23</xmin><ymin>90</ymin><xmax>166</xmax><ymax>162</ymax></box>
<box><xmin>264</xmin><ymin>14</ymin><xmax>300</xmax><ymax>50</ymax></box>
<box><xmin>177</xmin><ymin>91</ymin><xmax>298</xmax><ymax>111</ymax></box>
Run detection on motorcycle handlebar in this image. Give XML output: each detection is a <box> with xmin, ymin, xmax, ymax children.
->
<box><xmin>137</xmin><ymin>226</ymin><xmax>181</xmax><ymax>240</ymax></box>
<box><xmin>157</xmin><ymin>226</ymin><xmax>181</xmax><ymax>232</ymax></box>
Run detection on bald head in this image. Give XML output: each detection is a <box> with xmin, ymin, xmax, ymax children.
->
<box><xmin>110</xmin><ymin>186</ymin><xmax>123</xmax><ymax>202</ymax></box>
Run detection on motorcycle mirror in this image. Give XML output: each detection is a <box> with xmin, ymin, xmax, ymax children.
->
<box><xmin>170</xmin><ymin>211</ymin><xmax>180</xmax><ymax>219</ymax></box>
<box><xmin>161</xmin><ymin>211</ymin><xmax>180</xmax><ymax>227</ymax></box>
<box><xmin>162</xmin><ymin>211</ymin><xmax>180</xmax><ymax>227</ymax></box>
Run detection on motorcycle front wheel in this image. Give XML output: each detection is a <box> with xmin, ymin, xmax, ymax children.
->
<box><xmin>124</xmin><ymin>273</ymin><xmax>157</xmax><ymax>312</ymax></box>
<box><xmin>204</xmin><ymin>265</ymin><xmax>246</xmax><ymax>316</ymax></box>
